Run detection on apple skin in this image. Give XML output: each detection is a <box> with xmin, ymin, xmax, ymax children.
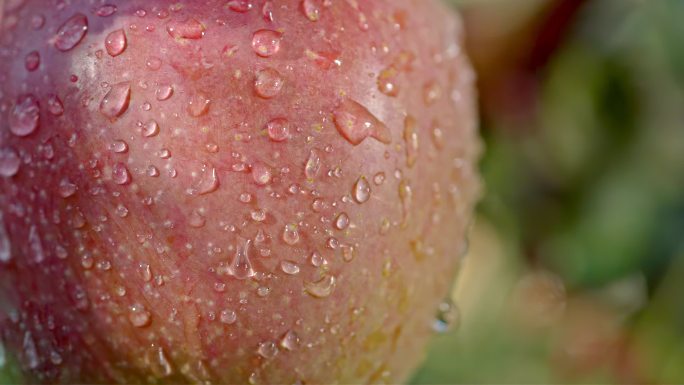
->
<box><xmin>0</xmin><ymin>0</ymin><xmax>479</xmax><ymax>383</ymax></box>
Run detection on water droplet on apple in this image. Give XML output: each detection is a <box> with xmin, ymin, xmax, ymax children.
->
<box><xmin>335</xmin><ymin>212</ymin><xmax>350</xmax><ymax>230</ymax></box>
<box><xmin>105</xmin><ymin>29</ymin><xmax>127</xmax><ymax>56</ymax></box>
<box><xmin>254</xmin><ymin>68</ymin><xmax>284</xmax><ymax>99</ymax></box>
<box><xmin>142</xmin><ymin>120</ymin><xmax>160</xmax><ymax>137</ymax></box>
<box><xmin>252</xmin><ymin>162</ymin><xmax>272</xmax><ymax>185</ymax></box>
<box><xmin>54</xmin><ymin>13</ymin><xmax>88</xmax><ymax>52</ymax></box>
<box><xmin>227</xmin><ymin>0</ymin><xmax>253</xmax><ymax>12</ymax></box>
<box><xmin>280</xmin><ymin>260</ymin><xmax>300</xmax><ymax>275</ymax></box>
<box><xmin>302</xmin><ymin>0</ymin><xmax>321</xmax><ymax>21</ymax></box>
<box><xmin>304</xmin><ymin>274</ymin><xmax>336</xmax><ymax>298</ymax></box>
<box><xmin>112</xmin><ymin>162</ymin><xmax>131</xmax><ymax>185</ymax></box>
<box><xmin>129</xmin><ymin>304</ymin><xmax>152</xmax><ymax>327</ymax></box>
<box><xmin>188</xmin><ymin>94</ymin><xmax>211</xmax><ymax>117</ymax></box>
<box><xmin>110</xmin><ymin>140</ymin><xmax>128</xmax><ymax>153</ymax></box>
<box><xmin>187</xmin><ymin>163</ymin><xmax>219</xmax><ymax>195</ymax></box>
<box><xmin>266</xmin><ymin>118</ymin><xmax>290</xmax><ymax>142</ymax></box>
<box><xmin>166</xmin><ymin>18</ymin><xmax>205</xmax><ymax>40</ymax></box>
<box><xmin>280</xmin><ymin>330</ymin><xmax>299</xmax><ymax>351</ymax></box>
<box><xmin>0</xmin><ymin>147</ymin><xmax>21</xmax><ymax>177</ymax></box>
<box><xmin>304</xmin><ymin>149</ymin><xmax>321</xmax><ymax>180</ymax></box>
<box><xmin>404</xmin><ymin>115</ymin><xmax>418</xmax><ymax>168</ymax></box>
<box><xmin>282</xmin><ymin>224</ymin><xmax>300</xmax><ymax>246</ymax></box>
<box><xmin>156</xmin><ymin>84</ymin><xmax>174</xmax><ymax>101</ymax></box>
<box><xmin>229</xmin><ymin>238</ymin><xmax>256</xmax><ymax>279</ymax></box>
<box><xmin>96</xmin><ymin>4</ymin><xmax>117</xmax><ymax>17</ymax></box>
<box><xmin>257</xmin><ymin>341</ymin><xmax>278</xmax><ymax>359</ymax></box>
<box><xmin>9</xmin><ymin>94</ymin><xmax>40</xmax><ymax>137</ymax></box>
<box><xmin>433</xmin><ymin>297</ymin><xmax>459</xmax><ymax>333</ymax></box>
<box><xmin>58</xmin><ymin>178</ymin><xmax>78</xmax><ymax>198</ymax></box>
<box><xmin>333</xmin><ymin>99</ymin><xmax>391</xmax><ymax>145</ymax></box>
<box><xmin>47</xmin><ymin>94</ymin><xmax>64</xmax><ymax>116</ymax></box>
<box><xmin>100</xmin><ymin>83</ymin><xmax>131</xmax><ymax>120</ymax></box>
<box><xmin>251</xmin><ymin>29</ymin><xmax>282</xmax><ymax>57</ymax></box>
<box><xmin>24</xmin><ymin>51</ymin><xmax>40</xmax><ymax>71</ymax></box>
<box><xmin>353</xmin><ymin>176</ymin><xmax>371</xmax><ymax>203</ymax></box>
<box><xmin>189</xmin><ymin>210</ymin><xmax>206</xmax><ymax>228</ymax></box>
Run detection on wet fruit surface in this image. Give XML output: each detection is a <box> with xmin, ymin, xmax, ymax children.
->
<box><xmin>0</xmin><ymin>1</ymin><xmax>479</xmax><ymax>383</ymax></box>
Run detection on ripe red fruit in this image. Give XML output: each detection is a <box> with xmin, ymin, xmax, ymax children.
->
<box><xmin>0</xmin><ymin>0</ymin><xmax>479</xmax><ymax>383</ymax></box>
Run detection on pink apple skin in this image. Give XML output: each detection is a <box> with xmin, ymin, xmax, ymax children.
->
<box><xmin>0</xmin><ymin>0</ymin><xmax>479</xmax><ymax>383</ymax></box>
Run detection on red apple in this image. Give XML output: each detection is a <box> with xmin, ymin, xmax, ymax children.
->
<box><xmin>0</xmin><ymin>0</ymin><xmax>479</xmax><ymax>383</ymax></box>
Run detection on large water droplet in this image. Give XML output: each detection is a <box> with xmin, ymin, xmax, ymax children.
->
<box><xmin>432</xmin><ymin>297</ymin><xmax>460</xmax><ymax>333</ymax></box>
<box><xmin>254</xmin><ymin>68</ymin><xmax>284</xmax><ymax>99</ymax></box>
<box><xmin>110</xmin><ymin>140</ymin><xmax>128</xmax><ymax>153</ymax></box>
<box><xmin>105</xmin><ymin>29</ymin><xmax>127</xmax><ymax>56</ymax></box>
<box><xmin>266</xmin><ymin>118</ymin><xmax>290</xmax><ymax>142</ymax></box>
<box><xmin>129</xmin><ymin>304</ymin><xmax>152</xmax><ymax>327</ymax></box>
<box><xmin>187</xmin><ymin>163</ymin><xmax>219</xmax><ymax>195</ymax></box>
<box><xmin>166</xmin><ymin>18</ymin><xmax>205</xmax><ymax>40</ymax></box>
<box><xmin>280</xmin><ymin>330</ymin><xmax>299</xmax><ymax>351</ymax></box>
<box><xmin>9</xmin><ymin>95</ymin><xmax>40</xmax><ymax>137</ymax></box>
<box><xmin>353</xmin><ymin>176</ymin><xmax>371</xmax><ymax>203</ymax></box>
<box><xmin>187</xmin><ymin>94</ymin><xmax>211</xmax><ymax>117</ymax></box>
<box><xmin>100</xmin><ymin>83</ymin><xmax>131</xmax><ymax>120</ymax></box>
<box><xmin>304</xmin><ymin>149</ymin><xmax>321</xmax><ymax>180</ymax></box>
<box><xmin>404</xmin><ymin>116</ymin><xmax>418</xmax><ymax>168</ymax></box>
<box><xmin>142</xmin><ymin>120</ymin><xmax>160</xmax><ymax>137</ymax></box>
<box><xmin>25</xmin><ymin>51</ymin><xmax>40</xmax><ymax>71</ymax></box>
<box><xmin>220</xmin><ymin>309</ymin><xmax>237</xmax><ymax>324</ymax></box>
<box><xmin>251</xmin><ymin>29</ymin><xmax>282</xmax><ymax>57</ymax></box>
<box><xmin>334</xmin><ymin>212</ymin><xmax>350</xmax><ymax>230</ymax></box>
<box><xmin>96</xmin><ymin>4</ymin><xmax>118</xmax><ymax>17</ymax></box>
<box><xmin>280</xmin><ymin>260</ymin><xmax>300</xmax><ymax>275</ymax></box>
<box><xmin>304</xmin><ymin>274</ymin><xmax>336</xmax><ymax>298</ymax></box>
<box><xmin>251</xmin><ymin>162</ymin><xmax>272</xmax><ymax>186</ymax></box>
<box><xmin>257</xmin><ymin>341</ymin><xmax>278</xmax><ymax>359</ymax></box>
<box><xmin>147</xmin><ymin>347</ymin><xmax>173</xmax><ymax>377</ymax></box>
<box><xmin>22</xmin><ymin>331</ymin><xmax>39</xmax><ymax>369</ymax></box>
<box><xmin>282</xmin><ymin>224</ymin><xmax>300</xmax><ymax>246</ymax></box>
<box><xmin>377</xmin><ymin>66</ymin><xmax>399</xmax><ymax>97</ymax></box>
<box><xmin>58</xmin><ymin>178</ymin><xmax>77</xmax><ymax>198</ymax></box>
<box><xmin>54</xmin><ymin>13</ymin><xmax>88</xmax><ymax>52</ymax></box>
<box><xmin>47</xmin><ymin>94</ymin><xmax>64</xmax><ymax>116</ymax></box>
<box><xmin>302</xmin><ymin>0</ymin><xmax>321</xmax><ymax>21</ymax></box>
<box><xmin>112</xmin><ymin>162</ymin><xmax>131</xmax><ymax>185</ymax></box>
<box><xmin>333</xmin><ymin>99</ymin><xmax>391</xmax><ymax>145</ymax></box>
<box><xmin>0</xmin><ymin>147</ymin><xmax>21</xmax><ymax>177</ymax></box>
<box><xmin>0</xmin><ymin>215</ymin><xmax>11</xmax><ymax>263</ymax></box>
<box><xmin>227</xmin><ymin>0</ymin><xmax>253</xmax><ymax>12</ymax></box>
<box><xmin>28</xmin><ymin>225</ymin><xmax>45</xmax><ymax>263</ymax></box>
<box><xmin>156</xmin><ymin>84</ymin><xmax>174</xmax><ymax>101</ymax></box>
<box><xmin>229</xmin><ymin>238</ymin><xmax>256</xmax><ymax>279</ymax></box>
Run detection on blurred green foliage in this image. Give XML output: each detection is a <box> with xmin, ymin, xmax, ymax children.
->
<box><xmin>413</xmin><ymin>0</ymin><xmax>684</xmax><ymax>383</ymax></box>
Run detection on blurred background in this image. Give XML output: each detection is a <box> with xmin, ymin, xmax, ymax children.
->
<box><xmin>413</xmin><ymin>0</ymin><xmax>684</xmax><ymax>383</ymax></box>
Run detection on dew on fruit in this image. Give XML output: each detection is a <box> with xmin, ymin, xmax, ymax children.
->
<box><xmin>335</xmin><ymin>212</ymin><xmax>350</xmax><ymax>230</ymax></box>
<box><xmin>31</xmin><ymin>14</ymin><xmax>45</xmax><ymax>30</ymax></box>
<box><xmin>100</xmin><ymin>82</ymin><xmax>131</xmax><ymax>120</ymax></box>
<box><xmin>280</xmin><ymin>330</ymin><xmax>299</xmax><ymax>351</ymax></box>
<box><xmin>54</xmin><ymin>13</ymin><xmax>88</xmax><ymax>52</ymax></box>
<box><xmin>373</xmin><ymin>172</ymin><xmax>385</xmax><ymax>186</ymax></box>
<box><xmin>310</xmin><ymin>251</ymin><xmax>327</xmax><ymax>267</ymax></box>
<box><xmin>282</xmin><ymin>224</ymin><xmax>300</xmax><ymax>246</ymax></box>
<box><xmin>220</xmin><ymin>309</ymin><xmax>237</xmax><ymax>324</ymax></box>
<box><xmin>110</xmin><ymin>140</ymin><xmax>128</xmax><ymax>153</ymax></box>
<box><xmin>302</xmin><ymin>0</ymin><xmax>321</xmax><ymax>21</ymax></box>
<box><xmin>28</xmin><ymin>225</ymin><xmax>45</xmax><ymax>263</ymax></box>
<box><xmin>147</xmin><ymin>347</ymin><xmax>173</xmax><ymax>377</ymax></box>
<box><xmin>304</xmin><ymin>149</ymin><xmax>321</xmax><ymax>180</ymax></box>
<box><xmin>353</xmin><ymin>176</ymin><xmax>371</xmax><ymax>203</ymax></box>
<box><xmin>254</xmin><ymin>68</ymin><xmax>284</xmax><ymax>99</ymax></box>
<box><xmin>105</xmin><ymin>29</ymin><xmax>127</xmax><ymax>56</ymax></box>
<box><xmin>251</xmin><ymin>29</ymin><xmax>282</xmax><ymax>57</ymax></box>
<box><xmin>156</xmin><ymin>84</ymin><xmax>174</xmax><ymax>101</ymax></box>
<box><xmin>143</xmin><ymin>120</ymin><xmax>160</xmax><ymax>137</ymax></box>
<box><xmin>341</xmin><ymin>244</ymin><xmax>357</xmax><ymax>262</ymax></box>
<box><xmin>404</xmin><ymin>115</ymin><xmax>418</xmax><ymax>168</ymax></box>
<box><xmin>166</xmin><ymin>18</ymin><xmax>205</xmax><ymax>40</ymax></box>
<box><xmin>432</xmin><ymin>297</ymin><xmax>460</xmax><ymax>333</ymax></box>
<box><xmin>112</xmin><ymin>162</ymin><xmax>131</xmax><ymax>185</ymax></box>
<box><xmin>146</xmin><ymin>56</ymin><xmax>163</xmax><ymax>71</ymax></box>
<box><xmin>189</xmin><ymin>210</ymin><xmax>206</xmax><ymax>228</ymax></box>
<box><xmin>304</xmin><ymin>274</ymin><xmax>336</xmax><ymax>298</ymax></box>
<box><xmin>147</xmin><ymin>165</ymin><xmax>160</xmax><ymax>177</ymax></box>
<box><xmin>22</xmin><ymin>331</ymin><xmax>39</xmax><ymax>369</ymax></box>
<box><xmin>257</xmin><ymin>286</ymin><xmax>271</xmax><ymax>297</ymax></box>
<box><xmin>250</xmin><ymin>209</ymin><xmax>266</xmax><ymax>222</ymax></box>
<box><xmin>377</xmin><ymin>66</ymin><xmax>399</xmax><ymax>97</ymax></box>
<box><xmin>128</xmin><ymin>304</ymin><xmax>152</xmax><ymax>327</ymax></box>
<box><xmin>24</xmin><ymin>51</ymin><xmax>40</xmax><ymax>71</ymax></box>
<box><xmin>431</xmin><ymin>122</ymin><xmax>444</xmax><ymax>150</ymax></box>
<box><xmin>115</xmin><ymin>204</ymin><xmax>129</xmax><ymax>218</ymax></box>
<box><xmin>252</xmin><ymin>163</ymin><xmax>272</xmax><ymax>185</ymax></box>
<box><xmin>266</xmin><ymin>118</ymin><xmax>290</xmax><ymax>142</ymax></box>
<box><xmin>398</xmin><ymin>179</ymin><xmax>413</xmax><ymax>225</ymax></box>
<box><xmin>47</xmin><ymin>94</ymin><xmax>64</xmax><ymax>116</ymax></box>
<box><xmin>280</xmin><ymin>260</ymin><xmax>300</xmax><ymax>275</ymax></box>
<box><xmin>229</xmin><ymin>238</ymin><xmax>256</xmax><ymax>279</ymax></box>
<box><xmin>96</xmin><ymin>4</ymin><xmax>117</xmax><ymax>17</ymax></box>
<box><xmin>0</xmin><ymin>147</ymin><xmax>21</xmax><ymax>178</ymax></box>
<box><xmin>9</xmin><ymin>94</ymin><xmax>40</xmax><ymax>137</ymax></box>
<box><xmin>187</xmin><ymin>163</ymin><xmax>219</xmax><ymax>195</ymax></box>
<box><xmin>0</xmin><ymin>215</ymin><xmax>11</xmax><ymax>263</ymax></box>
<box><xmin>58</xmin><ymin>178</ymin><xmax>78</xmax><ymax>198</ymax></box>
<box><xmin>257</xmin><ymin>341</ymin><xmax>278</xmax><ymax>359</ymax></box>
<box><xmin>188</xmin><ymin>93</ymin><xmax>211</xmax><ymax>117</ymax></box>
<box><xmin>227</xmin><ymin>0</ymin><xmax>253</xmax><ymax>12</ymax></box>
<box><xmin>262</xmin><ymin>1</ymin><xmax>274</xmax><ymax>21</ymax></box>
<box><xmin>423</xmin><ymin>81</ymin><xmax>442</xmax><ymax>106</ymax></box>
<box><xmin>333</xmin><ymin>99</ymin><xmax>391</xmax><ymax>145</ymax></box>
